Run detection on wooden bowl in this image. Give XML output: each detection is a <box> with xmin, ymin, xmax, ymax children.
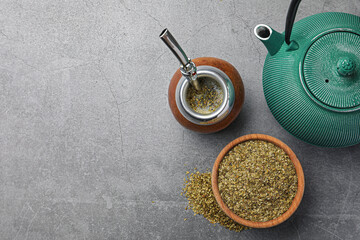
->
<box><xmin>168</xmin><ymin>57</ymin><xmax>245</xmax><ymax>133</ymax></box>
<box><xmin>211</xmin><ymin>134</ymin><xmax>305</xmax><ymax>228</ymax></box>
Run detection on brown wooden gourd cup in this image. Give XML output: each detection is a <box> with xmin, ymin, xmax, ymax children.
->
<box><xmin>211</xmin><ymin>134</ymin><xmax>305</xmax><ymax>228</ymax></box>
<box><xmin>168</xmin><ymin>57</ymin><xmax>245</xmax><ymax>133</ymax></box>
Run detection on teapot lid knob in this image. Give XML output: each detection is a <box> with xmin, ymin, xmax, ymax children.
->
<box><xmin>337</xmin><ymin>57</ymin><xmax>356</xmax><ymax>77</ymax></box>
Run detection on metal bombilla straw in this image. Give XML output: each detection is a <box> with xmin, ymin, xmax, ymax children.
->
<box><xmin>160</xmin><ymin>29</ymin><xmax>201</xmax><ymax>91</ymax></box>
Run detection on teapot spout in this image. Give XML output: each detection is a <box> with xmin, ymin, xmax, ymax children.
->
<box><xmin>254</xmin><ymin>24</ymin><xmax>284</xmax><ymax>56</ymax></box>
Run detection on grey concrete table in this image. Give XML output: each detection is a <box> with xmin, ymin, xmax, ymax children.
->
<box><xmin>1</xmin><ymin>0</ymin><xmax>359</xmax><ymax>239</ymax></box>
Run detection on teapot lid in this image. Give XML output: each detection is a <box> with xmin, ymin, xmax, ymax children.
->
<box><xmin>302</xmin><ymin>31</ymin><xmax>360</xmax><ymax>111</ymax></box>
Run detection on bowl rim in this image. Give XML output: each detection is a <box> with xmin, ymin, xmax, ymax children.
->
<box><xmin>211</xmin><ymin>134</ymin><xmax>305</xmax><ymax>228</ymax></box>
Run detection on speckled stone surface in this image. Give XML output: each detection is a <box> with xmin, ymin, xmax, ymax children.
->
<box><xmin>0</xmin><ymin>0</ymin><xmax>359</xmax><ymax>239</ymax></box>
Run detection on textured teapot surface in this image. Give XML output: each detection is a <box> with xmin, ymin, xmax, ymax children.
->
<box><xmin>261</xmin><ymin>12</ymin><xmax>360</xmax><ymax>147</ymax></box>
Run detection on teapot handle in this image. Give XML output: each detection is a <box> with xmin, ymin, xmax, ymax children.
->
<box><xmin>285</xmin><ymin>0</ymin><xmax>302</xmax><ymax>45</ymax></box>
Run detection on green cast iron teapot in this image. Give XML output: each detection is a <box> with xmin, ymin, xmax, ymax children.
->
<box><xmin>254</xmin><ymin>0</ymin><xmax>360</xmax><ymax>147</ymax></box>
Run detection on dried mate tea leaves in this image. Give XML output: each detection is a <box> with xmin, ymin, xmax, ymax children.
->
<box><xmin>218</xmin><ymin>140</ymin><xmax>298</xmax><ymax>222</ymax></box>
<box><xmin>182</xmin><ymin>171</ymin><xmax>249</xmax><ymax>232</ymax></box>
<box><xmin>186</xmin><ymin>77</ymin><xmax>224</xmax><ymax>114</ymax></box>
<box><xmin>182</xmin><ymin>140</ymin><xmax>297</xmax><ymax>230</ymax></box>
